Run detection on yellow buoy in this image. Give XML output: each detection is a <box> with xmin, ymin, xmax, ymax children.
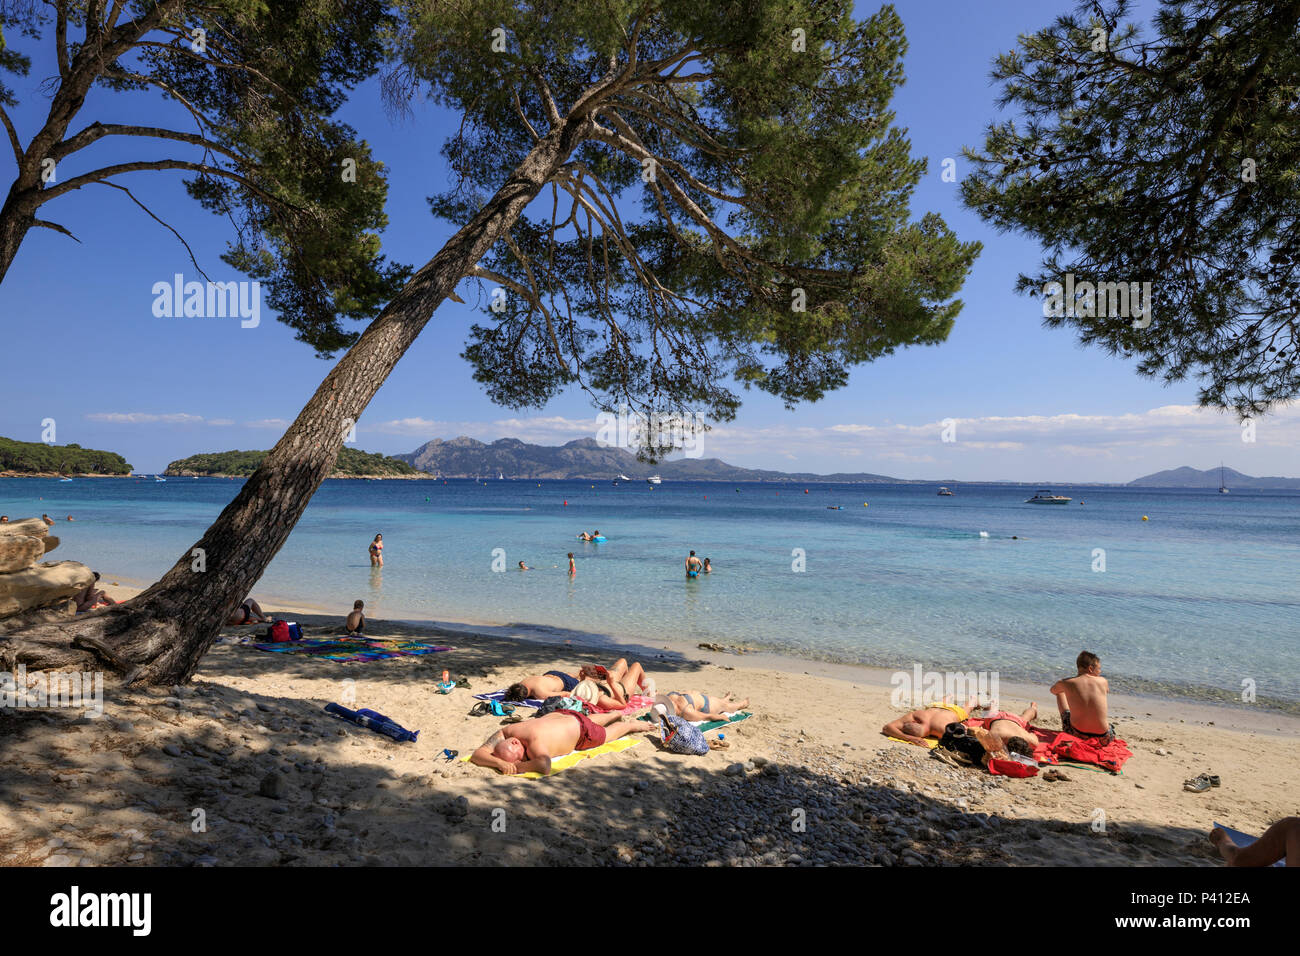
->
<box><xmin>863</xmin><ymin>502</ymin><xmax>869</xmax><ymax>507</ymax></box>
<box><xmin>1142</xmin><ymin>515</ymin><xmax>1149</xmax><ymax>521</ymax></box>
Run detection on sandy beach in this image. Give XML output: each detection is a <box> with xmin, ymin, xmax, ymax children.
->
<box><xmin>1</xmin><ymin>580</ymin><xmax>1295</xmax><ymax>867</ymax></box>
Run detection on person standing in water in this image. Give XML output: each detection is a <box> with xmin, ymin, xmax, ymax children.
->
<box><xmin>369</xmin><ymin>533</ymin><xmax>384</xmax><ymax>567</ymax></box>
<box><xmin>567</xmin><ymin>552</ymin><xmax>576</xmax><ymax>576</ymax></box>
<box><xmin>685</xmin><ymin>550</ymin><xmax>702</xmax><ymax>578</ymax></box>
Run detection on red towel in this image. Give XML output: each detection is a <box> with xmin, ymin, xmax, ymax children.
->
<box><xmin>967</xmin><ymin>717</ymin><xmax>1131</xmax><ymax>773</ymax></box>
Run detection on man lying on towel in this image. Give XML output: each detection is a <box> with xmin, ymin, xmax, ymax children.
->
<box><xmin>985</xmin><ymin>702</ymin><xmax>1041</xmax><ymax>750</ymax></box>
<box><xmin>470</xmin><ymin>710</ymin><xmax>657</xmax><ymax>776</ymax></box>
<box><xmin>881</xmin><ymin>697</ymin><xmax>982</xmax><ymax>746</ymax></box>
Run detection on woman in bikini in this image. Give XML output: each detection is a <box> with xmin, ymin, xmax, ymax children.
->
<box><xmin>658</xmin><ymin>690</ymin><xmax>748</xmax><ymax>722</ymax></box>
<box><xmin>226</xmin><ymin>598</ymin><xmax>268</xmax><ymax>626</ymax></box>
<box><xmin>369</xmin><ymin>533</ymin><xmax>384</xmax><ymax>567</ymax></box>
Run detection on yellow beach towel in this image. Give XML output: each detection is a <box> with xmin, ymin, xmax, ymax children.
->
<box><xmin>462</xmin><ymin>736</ymin><xmax>642</xmax><ymax>778</ymax></box>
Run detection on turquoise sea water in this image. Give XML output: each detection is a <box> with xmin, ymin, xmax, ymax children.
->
<box><xmin>4</xmin><ymin>476</ymin><xmax>1298</xmax><ymax>709</ymax></box>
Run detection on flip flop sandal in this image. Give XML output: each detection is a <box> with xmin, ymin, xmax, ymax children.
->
<box><xmin>455</xmin><ymin>677</ymin><xmax>472</xmax><ymax>689</ymax></box>
<box><xmin>1184</xmin><ymin>774</ymin><xmax>1212</xmax><ymax>793</ymax></box>
<box><xmin>441</xmin><ymin>749</ymin><xmax>458</xmax><ymax>762</ymax></box>
<box><xmin>1042</xmin><ymin>769</ymin><xmax>1061</xmax><ymax>782</ymax></box>
<box><xmin>500</xmin><ymin>715</ymin><xmax>525</xmax><ymax>724</ymax></box>
<box><xmin>1054</xmin><ymin>770</ymin><xmax>1071</xmax><ymax>782</ymax></box>
<box><xmin>468</xmin><ymin>702</ymin><xmax>492</xmax><ymax>717</ymax></box>
<box><xmin>930</xmin><ymin>747</ymin><xmax>963</xmax><ymax>768</ymax></box>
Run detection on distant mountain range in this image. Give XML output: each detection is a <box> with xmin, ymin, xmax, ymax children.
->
<box><xmin>395</xmin><ymin>438</ymin><xmax>1300</xmax><ymax>488</ymax></box>
<box><xmin>394</xmin><ymin>436</ymin><xmax>919</xmax><ymax>482</ymax></box>
<box><xmin>1125</xmin><ymin>465</ymin><xmax>1300</xmax><ymax>490</ymax></box>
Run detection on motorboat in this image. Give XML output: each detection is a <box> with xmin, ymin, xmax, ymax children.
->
<box><xmin>1025</xmin><ymin>489</ymin><xmax>1070</xmax><ymax>504</ymax></box>
<box><xmin>937</xmin><ymin>486</ymin><xmax>954</xmax><ymax>496</ymax></box>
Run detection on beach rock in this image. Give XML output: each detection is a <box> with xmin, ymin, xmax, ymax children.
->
<box><xmin>258</xmin><ymin>772</ymin><xmax>289</xmax><ymax>800</ymax></box>
<box><xmin>0</xmin><ymin>534</ymin><xmax>45</xmax><ymax>572</ymax></box>
<box><xmin>0</xmin><ymin>518</ymin><xmax>50</xmax><ymax>539</ymax></box>
<box><xmin>0</xmin><ymin>561</ymin><xmax>95</xmax><ymax>618</ymax></box>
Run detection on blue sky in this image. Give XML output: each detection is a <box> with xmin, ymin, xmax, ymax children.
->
<box><xmin>2</xmin><ymin>0</ymin><xmax>1296</xmax><ymax>480</ymax></box>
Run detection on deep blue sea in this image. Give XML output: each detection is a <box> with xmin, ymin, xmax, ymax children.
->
<box><xmin>4</xmin><ymin>476</ymin><xmax>1298</xmax><ymax>708</ymax></box>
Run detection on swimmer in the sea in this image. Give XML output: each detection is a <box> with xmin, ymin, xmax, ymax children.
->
<box><xmin>685</xmin><ymin>550</ymin><xmax>702</xmax><ymax>578</ymax></box>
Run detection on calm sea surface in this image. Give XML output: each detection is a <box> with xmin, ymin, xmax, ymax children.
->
<box><xmin>4</xmin><ymin>476</ymin><xmax>1298</xmax><ymax>709</ymax></box>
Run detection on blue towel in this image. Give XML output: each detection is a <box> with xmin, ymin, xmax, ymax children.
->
<box><xmin>1214</xmin><ymin>821</ymin><xmax>1285</xmax><ymax>867</ymax></box>
<box><xmin>324</xmin><ymin>703</ymin><xmax>419</xmax><ymax>742</ymax></box>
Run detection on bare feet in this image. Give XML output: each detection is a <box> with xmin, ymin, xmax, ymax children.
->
<box><xmin>1209</xmin><ymin>828</ymin><xmax>1239</xmax><ymax>864</ymax></box>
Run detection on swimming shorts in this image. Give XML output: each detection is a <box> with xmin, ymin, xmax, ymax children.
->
<box><xmin>556</xmin><ymin>709</ymin><xmax>606</xmax><ymax>750</ymax></box>
<box><xmin>687</xmin><ymin>570</ymin><xmax>698</xmax><ymax>578</ymax></box>
<box><xmin>1062</xmin><ymin>711</ymin><xmax>1115</xmax><ymax>739</ymax></box>
<box><xmin>987</xmin><ymin>711</ymin><xmax>1027</xmax><ymax>730</ymax></box>
<box><xmin>927</xmin><ymin>702</ymin><xmax>968</xmax><ymax>722</ymax></box>
<box><xmin>545</xmin><ymin>670</ymin><xmax>579</xmax><ymax>692</ymax></box>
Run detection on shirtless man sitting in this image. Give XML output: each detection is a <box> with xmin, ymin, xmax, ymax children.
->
<box><xmin>881</xmin><ymin>697</ymin><xmax>981</xmax><ymax>746</ymax></box>
<box><xmin>1051</xmin><ymin>651</ymin><xmax>1115</xmax><ymax>744</ymax></box>
<box><xmin>470</xmin><ymin>709</ymin><xmax>657</xmax><ymax>775</ymax></box>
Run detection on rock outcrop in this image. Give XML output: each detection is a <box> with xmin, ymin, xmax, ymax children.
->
<box><xmin>0</xmin><ymin>518</ymin><xmax>90</xmax><ymax>623</ymax></box>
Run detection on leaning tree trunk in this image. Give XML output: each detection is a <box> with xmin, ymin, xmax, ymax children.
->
<box><xmin>0</xmin><ymin>191</ymin><xmax>38</xmax><ymax>284</ymax></box>
<box><xmin>0</xmin><ymin>116</ymin><xmax>591</xmax><ymax>684</ymax></box>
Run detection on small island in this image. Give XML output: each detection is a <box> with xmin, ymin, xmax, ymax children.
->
<box><xmin>164</xmin><ymin>447</ymin><xmax>429</xmax><ymax>479</ymax></box>
<box><xmin>0</xmin><ymin>436</ymin><xmax>133</xmax><ymax>476</ymax></box>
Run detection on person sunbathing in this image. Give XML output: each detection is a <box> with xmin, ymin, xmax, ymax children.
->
<box><xmin>1051</xmin><ymin>651</ymin><xmax>1115</xmax><ymax>743</ymax></box>
<box><xmin>74</xmin><ymin>572</ymin><xmax>118</xmax><ymax>613</ymax></box>
<box><xmin>226</xmin><ymin>598</ymin><xmax>268</xmax><ymax>626</ymax></box>
<box><xmin>655</xmin><ymin>690</ymin><xmax>748</xmax><ymax>722</ymax></box>
<box><xmin>470</xmin><ymin>709</ymin><xmax>657</xmax><ymax>775</ymax></box>
<box><xmin>985</xmin><ymin>702</ymin><xmax>1040</xmax><ymax>750</ymax></box>
<box><xmin>1210</xmin><ymin>817</ymin><xmax>1300</xmax><ymax>867</ymax></box>
<box><xmin>881</xmin><ymin>697</ymin><xmax>981</xmax><ymax>746</ymax></box>
<box><xmin>505</xmin><ymin>658</ymin><xmax>651</xmax><ymax>705</ymax></box>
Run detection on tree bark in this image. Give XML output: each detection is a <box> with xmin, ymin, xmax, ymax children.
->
<box><xmin>0</xmin><ymin>116</ymin><xmax>592</xmax><ymax>684</ymax></box>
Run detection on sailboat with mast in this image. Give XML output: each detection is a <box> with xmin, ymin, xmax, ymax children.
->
<box><xmin>1219</xmin><ymin>463</ymin><xmax>1229</xmax><ymax>494</ymax></box>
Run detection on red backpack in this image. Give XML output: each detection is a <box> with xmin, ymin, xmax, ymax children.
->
<box><xmin>268</xmin><ymin>620</ymin><xmax>291</xmax><ymax>643</ymax></box>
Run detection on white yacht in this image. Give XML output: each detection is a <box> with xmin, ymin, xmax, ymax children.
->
<box><xmin>617</xmin><ymin>474</ymin><xmax>631</xmax><ymax>482</ymax></box>
<box><xmin>646</xmin><ymin>475</ymin><xmax>662</xmax><ymax>485</ymax></box>
<box><xmin>937</xmin><ymin>486</ymin><xmax>954</xmax><ymax>496</ymax></box>
<box><xmin>1218</xmin><ymin>463</ymin><xmax>1229</xmax><ymax>494</ymax></box>
<box><xmin>1025</xmin><ymin>489</ymin><xmax>1070</xmax><ymax>504</ymax></box>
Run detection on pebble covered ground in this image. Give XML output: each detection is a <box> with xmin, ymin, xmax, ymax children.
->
<box><xmin>0</xmin><ymin>675</ymin><xmax>1225</xmax><ymax>867</ymax></box>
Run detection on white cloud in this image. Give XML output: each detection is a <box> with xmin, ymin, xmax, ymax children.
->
<box><xmin>86</xmin><ymin>412</ymin><xmax>205</xmax><ymax>425</ymax></box>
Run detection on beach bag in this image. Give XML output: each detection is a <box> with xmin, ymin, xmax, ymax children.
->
<box><xmin>535</xmin><ymin>695</ymin><xmax>585</xmax><ymax>718</ymax></box>
<box><xmin>659</xmin><ymin>713</ymin><xmax>708</xmax><ymax>755</ymax></box>
<box><xmin>268</xmin><ymin>621</ymin><xmax>291</xmax><ymax>643</ymax></box>
<box><xmin>286</xmin><ymin>621</ymin><xmax>303</xmax><ymax>641</ymax></box>
<box><xmin>987</xmin><ymin>754</ymin><xmax>1039</xmax><ymax>777</ymax></box>
<box><xmin>938</xmin><ymin>724</ymin><xmax>984</xmax><ymax>765</ymax></box>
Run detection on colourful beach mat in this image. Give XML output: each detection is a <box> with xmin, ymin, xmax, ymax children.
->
<box><xmin>1214</xmin><ymin>821</ymin><xmax>1285</xmax><ymax>867</ymax></box>
<box><xmin>251</xmin><ymin>637</ymin><xmax>452</xmax><ymax>663</ymax></box>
